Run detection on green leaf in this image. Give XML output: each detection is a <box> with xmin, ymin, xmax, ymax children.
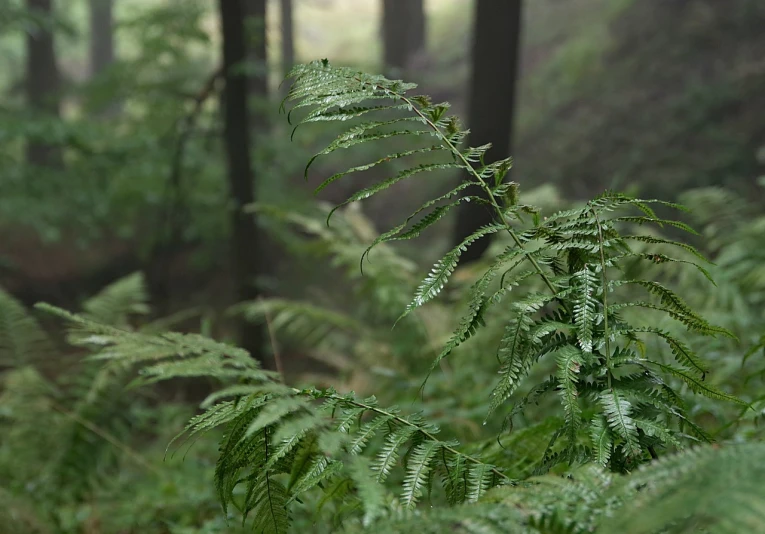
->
<box><xmin>651</xmin><ymin>363</ymin><xmax>747</xmax><ymax>405</ymax></box>
<box><xmin>314</xmin><ymin>146</ymin><xmax>443</xmax><ymax>194</ymax></box>
<box><xmin>328</xmin><ymin>163</ymin><xmax>464</xmax><ymax>223</ymax></box>
<box><xmin>590</xmin><ymin>416</ymin><xmax>613</xmax><ymax>467</ymax></box>
<box><xmin>556</xmin><ymin>345</ymin><xmax>584</xmax><ymax>442</ymax></box>
<box><xmin>402</xmin><ymin>224</ymin><xmax>505</xmax><ymax>317</ymax></box>
<box><xmin>374</xmin><ymin>425</ymin><xmax>417</xmax><ymax>482</ymax></box>
<box><xmin>401</xmin><ymin>440</ymin><xmax>441</xmax><ymax>508</ymax></box>
<box><xmin>600</xmin><ymin>389</ymin><xmax>641</xmax><ymax>458</ymax></box>
<box><xmin>572</xmin><ymin>267</ymin><xmax>599</xmax><ymax>353</ymax></box>
<box><xmin>466</xmin><ymin>462</ymin><xmax>494</xmax><ymax>503</ymax></box>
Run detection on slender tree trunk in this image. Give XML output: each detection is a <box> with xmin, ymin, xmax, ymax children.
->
<box><xmin>409</xmin><ymin>0</ymin><xmax>425</xmax><ymax>55</ymax></box>
<box><xmin>218</xmin><ymin>0</ymin><xmax>265</xmax><ymax>363</ymax></box>
<box><xmin>452</xmin><ymin>0</ymin><xmax>522</xmax><ymax>263</ymax></box>
<box><xmin>25</xmin><ymin>0</ymin><xmax>63</xmax><ymax>169</ymax></box>
<box><xmin>280</xmin><ymin>0</ymin><xmax>294</xmax><ymax>80</ymax></box>
<box><xmin>242</xmin><ymin>0</ymin><xmax>268</xmax><ymax>112</ymax></box>
<box><xmin>89</xmin><ymin>0</ymin><xmax>121</xmax><ymax>115</ymax></box>
<box><xmin>381</xmin><ymin>0</ymin><xmax>410</xmax><ymax>73</ymax></box>
<box><xmin>88</xmin><ymin>0</ymin><xmax>114</xmax><ymax>77</ymax></box>
<box><xmin>381</xmin><ymin>0</ymin><xmax>426</xmax><ymax>74</ymax></box>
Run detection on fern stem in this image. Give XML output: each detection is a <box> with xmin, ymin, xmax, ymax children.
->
<box><xmin>321</xmin><ymin>391</ymin><xmax>513</xmax><ymax>485</ymax></box>
<box><xmin>592</xmin><ymin>207</ymin><xmax>612</xmax><ymax>389</ymax></box>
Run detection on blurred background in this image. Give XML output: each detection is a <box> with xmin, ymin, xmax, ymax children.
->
<box><xmin>1</xmin><ymin>1</ymin><xmax>764</xmax><ymax>532</ymax></box>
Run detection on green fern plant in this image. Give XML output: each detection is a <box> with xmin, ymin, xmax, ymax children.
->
<box><xmin>280</xmin><ymin>61</ymin><xmax>742</xmax><ymax>468</ymax></box>
<box><xmin>357</xmin><ymin>442</ymin><xmax>765</xmax><ymax>534</ymax></box>
<box><xmin>0</xmin><ymin>274</ymin><xmax>154</xmax><ymax>505</ymax></box>
<box><xmin>36</xmin><ymin>304</ymin><xmax>512</xmax><ymax>532</ymax></box>
<box><xmin>33</xmin><ymin>62</ymin><xmax>750</xmax><ymax>532</ymax></box>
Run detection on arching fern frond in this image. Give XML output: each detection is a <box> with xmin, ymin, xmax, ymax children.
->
<box><xmin>80</xmin><ymin>272</ymin><xmax>150</xmax><ymax>329</ymax></box>
<box><xmin>38</xmin><ymin>305</ymin><xmax>513</xmax><ymax>532</ymax></box>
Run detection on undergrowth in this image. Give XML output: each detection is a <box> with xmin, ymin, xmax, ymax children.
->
<box><xmin>2</xmin><ymin>61</ymin><xmax>763</xmax><ymax>533</ymax></box>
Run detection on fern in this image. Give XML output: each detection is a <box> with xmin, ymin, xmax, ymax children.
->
<box><xmin>363</xmin><ymin>443</ymin><xmax>765</xmax><ymax>533</ymax></box>
<box><xmin>25</xmin><ymin>62</ymin><xmax>758</xmax><ymax>532</ymax></box>
<box><xmin>80</xmin><ymin>272</ymin><xmax>150</xmax><ymax>328</ymax></box>
<box><xmin>38</xmin><ymin>304</ymin><xmax>513</xmax><ymax>531</ymax></box>
<box><xmin>279</xmin><ymin>61</ymin><xmax>742</xmax><ymax>472</ymax></box>
<box><xmin>0</xmin><ymin>286</ymin><xmax>54</xmax><ymax>368</ymax></box>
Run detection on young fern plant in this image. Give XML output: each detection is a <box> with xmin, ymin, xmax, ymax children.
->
<box><xmin>284</xmin><ymin>60</ymin><xmax>743</xmax><ymax>470</ymax></box>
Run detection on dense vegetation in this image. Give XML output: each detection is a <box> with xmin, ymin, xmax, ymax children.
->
<box><xmin>3</xmin><ymin>60</ymin><xmax>765</xmax><ymax>532</ymax></box>
<box><xmin>1</xmin><ymin>1</ymin><xmax>764</xmax><ymax>533</ymax></box>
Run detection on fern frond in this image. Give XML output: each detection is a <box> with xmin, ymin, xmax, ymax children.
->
<box><xmin>403</xmin><ymin>224</ymin><xmax>504</xmax><ymax>316</ymax></box>
<box><xmin>373</xmin><ymin>425</ymin><xmax>417</xmax><ymax>483</ymax></box>
<box><xmin>329</xmin><ymin>163</ymin><xmax>466</xmax><ymax>223</ymax></box>
<box><xmin>489</xmin><ymin>314</ymin><xmax>535</xmax><ymax>416</ymax></box>
<box><xmin>572</xmin><ymin>267</ymin><xmax>599</xmax><ymax>353</ymax></box>
<box><xmin>602</xmin><ymin>443</ymin><xmax>765</xmax><ymax>534</ymax></box>
<box><xmin>612</xmin><ymin>215</ymin><xmax>697</xmax><ymax>235</ymax></box>
<box><xmin>621</xmin><ymin>234</ymin><xmax>706</xmax><ymax>262</ymax></box>
<box><xmin>426</xmin><ymin>248</ymin><xmax>526</xmax><ymax>381</ymax></box>
<box><xmin>288</xmin><ymin>456</ymin><xmax>344</xmax><ymax>499</ymax></box>
<box><xmin>589</xmin><ymin>416</ymin><xmax>613</xmax><ymax>467</ymax></box>
<box><xmin>315</xmin><ymin>146</ymin><xmax>443</xmax><ymax>195</ymax></box>
<box><xmin>556</xmin><ymin>345</ymin><xmax>584</xmax><ymax>442</ymax></box>
<box><xmin>600</xmin><ymin>389</ymin><xmax>641</xmax><ymax>458</ymax></box>
<box><xmin>0</xmin><ymin>287</ymin><xmax>54</xmax><ymax>368</ymax></box>
<box><xmin>244</xmin><ymin>471</ymin><xmax>290</xmax><ymax>534</ymax></box>
<box><xmin>401</xmin><ymin>439</ymin><xmax>440</xmax><ymax>508</ymax></box>
<box><xmin>235</xmin><ymin>298</ymin><xmax>365</xmax><ymax>350</ymax></box>
<box><xmin>633</xmin><ymin>418</ymin><xmax>681</xmax><ymax>449</ymax></box>
<box><xmin>80</xmin><ymin>272</ymin><xmax>149</xmax><ymax>328</ymax></box>
<box><xmin>633</xmin><ymin>328</ymin><xmax>709</xmax><ymax>375</ymax></box>
<box><xmin>466</xmin><ymin>462</ymin><xmax>495</xmax><ymax>503</ymax></box>
<box><xmin>348</xmin><ymin>456</ymin><xmax>389</xmax><ymax>526</ymax></box>
<box><xmin>612</xmin><ymin>279</ymin><xmax>733</xmax><ymax>338</ymax></box>
<box><xmin>348</xmin><ymin>415</ymin><xmax>393</xmax><ymax>454</ymax></box>
<box><xmin>361</xmin><ymin>181</ymin><xmax>475</xmax><ymax>264</ymax></box>
<box><xmin>650</xmin><ymin>362</ymin><xmax>745</xmax><ymax>405</ymax></box>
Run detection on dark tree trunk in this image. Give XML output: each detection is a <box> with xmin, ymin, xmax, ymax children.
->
<box><xmin>88</xmin><ymin>0</ymin><xmax>114</xmax><ymax>77</ymax></box>
<box><xmin>381</xmin><ymin>0</ymin><xmax>426</xmax><ymax>74</ymax></box>
<box><xmin>89</xmin><ymin>0</ymin><xmax>121</xmax><ymax>115</ymax></box>
<box><xmin>381</xmin><ymin>0</ymin><xmax>410</xmax><ymax>73</ymax></box>
<box><xmin>452</xmin><ymin>0</ymin><xmax>522</xmax><ymax>263</ymax></box>
<box><xmin>242</xmin><ymin>0</ymin><xmax>268</xmax><ymax>111</ymax></box>
<box><xmin>218</xmin><ymin>0</ymin><xmax>265</xmax><ymax>363</ymax></box>
<box><xmin>409</xmin><ymin>0</ymin><xmax>426</xmax><ymax>55</ymax></box>
<box><xmin>280</xmin><ymin>0</ymin><xmax>294</xmax><ymax>80</ymax></box>
<box><xmin>25</xmin><ymin>0</ymin><xmax>63</xmax><ymax>169</ymax></box>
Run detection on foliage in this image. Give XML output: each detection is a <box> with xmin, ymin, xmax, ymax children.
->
<box><xmin>272</xmin><ymin>60</ymin><xmax>742</xmax><ymax>468</ymax></box>
<box><xmin>358</xmin><ymin>442</ymin><xmax>765</xmax><ymax>534</ymax></box>
<box><xmin>10</xmin><ymin>63</ymin><xmax>759</xmax><ymax>533</ymax></box>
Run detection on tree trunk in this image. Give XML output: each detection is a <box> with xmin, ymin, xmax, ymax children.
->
<box><xmin>381</xmin><ymin>0</ymin><xmax>410</xmax><ymax>73</ymax></box>
<box><xmin>381</xmin><ymin>0</ymin><xmax>426</xmax><ymax>74</ymax></box>
<box><xmin>25</xmin><ymin>0</ymin><xmax>63</xmax><ymax>169</ymax></box>
<box><xmin>280</xmin><ymin>0</ymin><xmax>294</xmax><ymax>80</ymax></box>
<box><xmin>452</xmin><ymin>0</ymin><xmax>522</xmax><ymax>264</ymax></box>
<box><xmin>410</xmin><ymin>0</ymin><xmax>426</xmax><ymax>55</ymax></box>
<box><xmin>242</xmin><ymin>0</ymin><xmax>268</xmax><ymax>111</ymax></box>
<box><xmin>218</xmin><ymin>0</ymin><xmax>265</xmax><ymax>363</ymax></box>
<box><xmin>88</xmin><ymin>0</ymin><xmax>114</xmax><ymax>77</ymax></box>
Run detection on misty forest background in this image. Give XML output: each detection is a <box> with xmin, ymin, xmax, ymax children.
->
<box><xmin>1</xmin><ymin>0</ymin><xmax>765</xmax><ymax>533</ymax></box>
